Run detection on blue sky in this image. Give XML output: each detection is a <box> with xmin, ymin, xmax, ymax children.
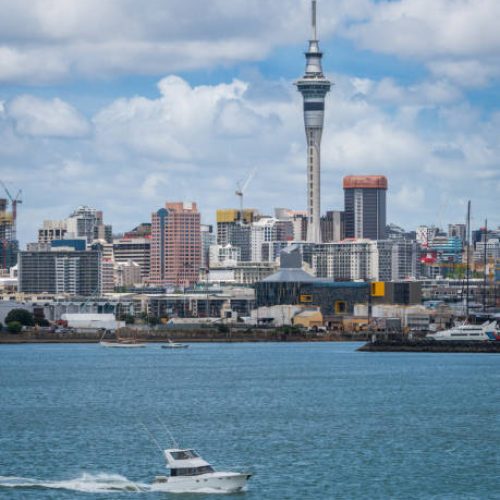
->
<box><xmin>0</xmin><ymin>0</ymin><xmax>498</xmax><ymax>244</ymax></box>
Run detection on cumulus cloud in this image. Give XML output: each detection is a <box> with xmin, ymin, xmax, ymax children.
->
<box><xmin>2</xmin><ymin>72</ymin><xmax>498</xmax><ymax>245</ymax></box>
<box><xmin>345</xmin><ymin>0</ymin><xmax>500</xmax><ymax>88</ymax></box>
<box><xmin>8</xmin><ymin>95</ymin><xmax>90</xmax><ymax>137</ymax></box>
<box><xmin>0</xmin><ymin>0</ymin><xmax>370</xmax><ymax>83</ymax></box>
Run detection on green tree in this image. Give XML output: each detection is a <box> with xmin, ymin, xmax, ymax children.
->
<box><xmin>5</xmin><ymin>309</ymin><xmax>35</xmax><ymax>327</ymax></box>
<box><xmin>7</xmin><ymin>321</ymin><xmax>22</xmax><ymax>334</ymax></box>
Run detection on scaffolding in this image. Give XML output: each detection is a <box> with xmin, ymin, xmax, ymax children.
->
<box><xmin>0</xmin><ymin>182</ymin><xmax>22</xmax><ymax>271</ymax></box>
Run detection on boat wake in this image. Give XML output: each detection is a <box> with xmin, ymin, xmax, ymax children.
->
<box><xmin>0</xmin><ymin>473</ymin><xmax>148</xmax><ymax>494</ymax></box>
<box><xmin>0</xmin><ymin>473</ymin><xmax>245</xmax><ymax>494</ymax></box>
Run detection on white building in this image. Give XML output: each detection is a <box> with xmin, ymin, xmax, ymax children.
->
<box><xmin>250</xmin><ymin>218</ymin><xmax>279</xmax><ymax>262</ymax></box>
<box><xmin>306</xmin><ymin>240</ymin><xmax>418</xmax><ymax>281</ymax></box>
<box><xmin>209</xmin><ymin>244</ymin><xmax>241</xmax><ymax>267</ymax></box>
<box><xmin>114</xmin><ymin>260</ymin><xmax>142</xmax><ymax>287</ymax></box>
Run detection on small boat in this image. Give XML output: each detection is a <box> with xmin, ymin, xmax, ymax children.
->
<box><xmin>426</xmin><ymin>321</ymin><xmax>500</xmax><ymax>341</ymax></box>
<box><xmin>99</xmin><ymin>340</ymin><xmax>146</xmax><ymax>348</ymax></box>
<box><xmin>152</xmin><ymin>448</ymin><xmax>251</xmax><ymax>493</ymax></box>
<box><xmin>99</xmin><ymin>329</ymin><xmax>146</xmax><ymax>348</ymax></box>
<box><xmin>161</xmin><ymin>339</ymin><xmax>189</xmax><ymax>349</ymax></box>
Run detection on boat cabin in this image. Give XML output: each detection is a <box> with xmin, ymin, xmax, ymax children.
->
<box><xmin>164</xmin><ymin>448</ymin><xmax>215</xmax><ymax>477</ymax></box>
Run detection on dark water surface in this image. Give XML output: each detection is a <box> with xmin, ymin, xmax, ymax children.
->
<box><xmin>0</xmin><ymin>343</ymin><xmax>498</xmax><ymax>499</ymax></box>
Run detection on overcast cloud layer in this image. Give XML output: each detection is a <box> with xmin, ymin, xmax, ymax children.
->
<box><xmin>0</xmin><ymin>0</ymin><xmax>498</xmax><ymax>243</ymax></box>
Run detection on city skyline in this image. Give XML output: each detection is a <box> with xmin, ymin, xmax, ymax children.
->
<box><xmin>0</xmin><ymin>0</ymin><xmax>499</xmax><ymax>244</ymax></box>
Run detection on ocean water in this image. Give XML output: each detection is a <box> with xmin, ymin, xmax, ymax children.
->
<box><xmin>0</xmin><ymin>342</ymin><xmax>498</xmax><ymax>499</ymax></box>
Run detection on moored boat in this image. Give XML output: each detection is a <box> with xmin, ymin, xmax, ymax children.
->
<box><xmin>161</xmin><ymin>339</ymin><xmax>189</xmax><ymax>349</ymax></box>
<box><xmin>99</xmin><ymin>329</ymin><xmax>146</xmax><ymax>348</ymax></box>
<box><xmin>426</xmin><ymin>321</ymin><xmax>499</xmax><ymax>341</ymax></box>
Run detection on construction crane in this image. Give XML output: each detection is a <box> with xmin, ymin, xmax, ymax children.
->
<box><xmin>0</xmin><ymin>181</ymin><xmax>22</xmax><ymax>242</ymax></box>
<box><xmin>235</xmin><ymin>168</ymin><xmax>257</xmax><ymax>215</ymax></box>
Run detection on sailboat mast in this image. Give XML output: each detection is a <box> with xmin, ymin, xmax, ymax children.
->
<box><xmin>483</xmin><ymin>218</ymin><xmax>487</xmax><ymax>312</ymax></box>
<box><xmin>465</xmin><ymin>200</ymin><xmax>471</xmax><ymax>320</ymax></box>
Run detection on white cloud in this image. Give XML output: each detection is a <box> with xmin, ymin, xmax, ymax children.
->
<box><xmin>8</xmin><ymin>95</ymin><xmax>90</xmax><ymax>137</ymax></box>
<box><xmin>345</xmin><ymin>0</ymin><xmax>500</xmax><ymax>88</ymax></box>
<box><xmin>0</xmin><ymin>0</ymin><xmax>372</xmax><ymax>83</ymax></box>
<box><xmin>2</xmin><ymin>73</ymin><xmax>499</xmax><ymax>244</ymax></box>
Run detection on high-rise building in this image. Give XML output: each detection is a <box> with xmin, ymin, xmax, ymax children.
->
<box><xmin>66</xmin><ymin>206</ymin><xmax>112</xmax><ymax>244</ymax></box>
<box><xmin>200</xmin><ymin>224</ymin><xmax>215</xmax><ymax>269</ymax></box>
<box><xmin>296</xmin><ymin>0</ymin><xmax>331</xmax><ymax>243</ymax></box>
<box><xmin>250</xmin><ymin>218</ymin><xmax>279</xmax><ymax>262</ymax></box>
<box><xmin>150</xmin><ymin>202</ymin><xmax>201</xmax><ymax>287</ymax></box>
<box><xmin>0</xmin><ymin>198</ymin><xmax>18</xmax><ymax>271</ymax></box>
<box><xmin>274</xmin><ymin>208</ymin><xmax>308</xmax><ymax>242</ymax></box>
<box><xmin>343</xmin><ymin>175</ymin><xmax>388</xmax><ymax>240</ymax></box>
<box><xmin>216</xmin><ymin>209</ymin><xmax>256</xmax><ymax>261</ymax></box>
<box><xmin>302</xmin><ymin>239</ymin><xmax>418</xmax><ymax>281</ymax></box>
<box><xmin>18</xmin><ymin>249</ymin><xmax>102</xmax><ymax>295</ymax></box>
<box><xmin>321</xmin><ymin>210</ymin><xmax>344</xmax><ymax>242</ymax></box>
<box><xmin>113</xmin><ymin>237</ymin><xmax>151</xmax><ymax>279</ymax></box>
<box><xmin>38</xmin><ymin>220</ymin><xmax>68</xmax><ymax>244</ymax></box>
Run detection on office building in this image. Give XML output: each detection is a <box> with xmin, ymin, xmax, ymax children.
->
<box><xmin>201</xmin><ymin>224</ymin><xmax>215</xmax><ymax>269</ymax></box>
<box><xmin>321</xmin><ymin>210</ymin><xmax>344</xmax><ymax>242</ymax></box>
<box><xmin>150</xmin><ymin>202</ymin><xmax>201</xmax><ymax>287</ymax></box>
<box><xmin>38</xmin><ymin>220</ymin><xmax>68</xmax><ymax>244</ymax></box>
<box><xmin>344</xmin><ymin>175</ymin><xmax>388</xmax><ymax>240</ymax></box>
<box><xmin>216</xmin><ymin>209</ymin><xmax>256</xmax><ymax>261</ymax></box>
<box><xmin>275</xmin><ymin>208</ymin><xmax>308</xmax><ymax>242</ymax></box>
<box><xmin>113</xmin><ymin>237</ymin><xmax>150</xmax><ymax>279</ymax></box>
<box><xmin>66</xmin><ymin>206</ymin><xmax>112</xmax><ymax>244</ymax></box>
<box><xmin>302</xmin><ymin>239</ymin><xmax>418</xmax><ymax>282</ymax></box>
<box><xmin>18</xmin><ymin>249</ymin><xmax>102</xmax><ymax>295</ymax></box>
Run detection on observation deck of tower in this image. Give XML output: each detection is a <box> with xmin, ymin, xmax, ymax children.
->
<box><xmin>295</xmin><ymin>0</ymin><xmax>331</xmax><ymax>243</ymax></box>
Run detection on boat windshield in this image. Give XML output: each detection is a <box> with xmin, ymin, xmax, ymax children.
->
<box><xmin>171</xmin><ymin>466</ymin><xmax>214</xmax><ymax>476</ymax></box>
<box><xmin>170</xmin><ymin>450</ymin><xmax>199</xmax><ymax>460</ymax></box>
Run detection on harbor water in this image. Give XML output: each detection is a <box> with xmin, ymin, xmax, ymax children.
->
<box><xmin>0</xmin><ymin>343</ymin><xmax>498</xmax><ymax>499</ymax></box>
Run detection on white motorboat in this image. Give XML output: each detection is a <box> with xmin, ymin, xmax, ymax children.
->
<box><xmin>426</xmin><ymin>321</ymin><xmax>500</xmax><ymax>342</ymax></box>
<box><xmin>161</xmin><ymin>339</ymin><xmax>189</xmax><ymax>349</ymax></box>
<box><xmin>152</xmin><ymin>448</ymin><xmax>251</xmax><ymax>493</ymax></box>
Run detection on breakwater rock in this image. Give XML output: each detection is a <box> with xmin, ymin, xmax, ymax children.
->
<box><xmin>358</xmin><ymin>339</ymin><xmax>500</xmax><ymax>353</ymax></box>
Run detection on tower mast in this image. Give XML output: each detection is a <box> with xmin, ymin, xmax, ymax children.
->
<box><xmin>296</xmin><ymin>0</ymin><xmax>332</xmax><ymax>243</ymax></box>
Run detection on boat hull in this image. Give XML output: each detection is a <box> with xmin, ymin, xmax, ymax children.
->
<box><xmin>99</xmin><ymin>341</ymin><xmax>146</xmax><ymax>348</ymax></box>
<box><xmin>152</xmin><ymin>472</ymin><xmax>251</xmax><ymax>493</ymax></box>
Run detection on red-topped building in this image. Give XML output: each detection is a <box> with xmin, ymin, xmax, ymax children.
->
<box><xmin>343</xmin><ymin>175</ymin><xmax>388</xmax><ymax>240</ymax></box>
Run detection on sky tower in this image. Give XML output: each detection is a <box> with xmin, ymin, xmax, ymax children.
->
<box><xmin>296</xmin><ymin>0</ymin><xmax>331</xmax><ymax>243</ymax></box>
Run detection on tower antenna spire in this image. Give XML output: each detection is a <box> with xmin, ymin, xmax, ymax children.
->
<box><xmin>311</xmin><ymin>0</ymin><xmax>318</xmax><ymax>40</ymax></box>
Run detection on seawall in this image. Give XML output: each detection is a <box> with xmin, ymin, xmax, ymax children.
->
<box><xmin>358</xmin><ymin>339</ymin><xmax>500</xmax><ymax>353</ymax></box>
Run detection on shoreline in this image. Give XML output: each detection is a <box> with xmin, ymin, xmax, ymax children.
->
<box><xmin>0</xmin><ymin>331</ymin><xmax>367</xmax><ymax>344</ymax></box>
